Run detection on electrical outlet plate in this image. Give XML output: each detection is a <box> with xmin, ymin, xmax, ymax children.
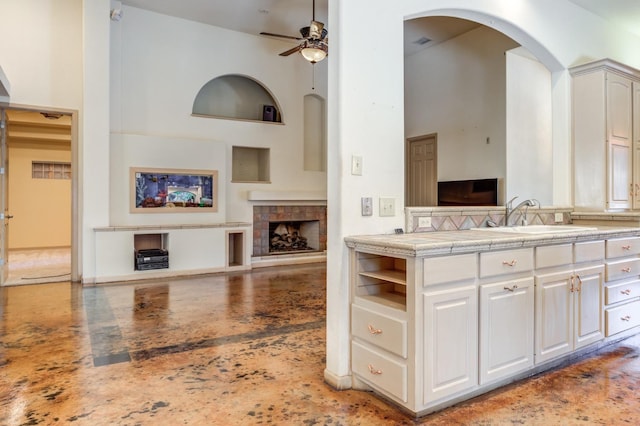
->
<box><xmin>361</xmin><ymin>197</ymin><xmax>373</xmax><ymax>216</ymax></box>
<box><xmin>554</xmin><ymin>212</ymin><xmax>564</xmax><ymax>223</ymax></box>
<box><xmin>418</xmin><ymin>216</ymin><xmax>432</xmax><ymax>228</ymax></box>
<box><xmin>379</xmin><ymin>197</ymin><xmax>395</xmax><ymax>217</ymax></box>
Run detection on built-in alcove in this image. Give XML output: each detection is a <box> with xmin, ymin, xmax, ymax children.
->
<box><xmin>232</xmin><ymin>146</ymin><xmax>270</xmax><ymax>183</ymax></box>
<box><xmin>134</xmin><ymin>233</ymin><xmax>169</xmax><ymax>271</ymax></box>
<box><xmin>226</xmin><ymin>230</ymin><xmax>245</xmax><ymax>268</ymax></box>
<box><xmin>192</xmin><ymin>74</ymin><xmax>283</xmax><ymax>123</ymax></box>
<box><xmin>304</xmin><ymin>94</ymin><xmax>327</xmax><ymax>172</ymax></box>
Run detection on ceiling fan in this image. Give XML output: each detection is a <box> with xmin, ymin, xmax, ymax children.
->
<box><xmin>260</xmin><ymin>0</ymin><xmax>328</xmax><ymax>63</ymax></box>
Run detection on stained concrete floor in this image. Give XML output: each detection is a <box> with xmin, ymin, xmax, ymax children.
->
<box><xmin>1</xmin><ymin>262</ymin><xmax>639</xmax><ymax>425</ymax></box>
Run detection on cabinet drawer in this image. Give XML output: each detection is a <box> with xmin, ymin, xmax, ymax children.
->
<box><xmin>605</xmin><ymin>258</ymin><xmax>640</xmax><ymax>282</ymax></box>
<box><xmin>605</xmin><ymin>299</ymin><xmax>640</xmax><ymax>336</ymax></box>
<box><xmin>352</xmin><ymin>341</ymin><xmax>407</xmax><ymax>402</ymax></box>
<box><xmin>574</xmin><ymin>240</ymin><xmax>605</xmax><ymax>263</ymax></box>
<box><xmin>480</xmin><ymin>248</ymin><xmax>533</xmax><ymax>278</ymax></box>
<box><xmin>424</xmin><ymin>253</ymin><xmax>477</xmax><ymax>286</ymax></box>
<box><xmin>351</xmin><ymin>304</ymin><xmax>407</xmax><ymax>358</ymax></box>
<box><xmin>605</xmin><ymin>279</ymin><xmax>640</xmax><ymax>305</ymax></box>
<box><xmin>536</xmin><ymin>244</ymin><xmax>572</xmax><ymax>269</ymax></box>
<box><xmin>606</xmin><ymin>237</ymin><xmax>640</xmax><ymax>259</ymax></box>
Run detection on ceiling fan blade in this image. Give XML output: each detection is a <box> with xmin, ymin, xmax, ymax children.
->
<box><xmin>260</xmin><ymin>32</ymin><xmax>303</xmax><ymax>41</ymax></box>
<box><xmin>279</xmin><ymin>44</ymin><xmax>303</xmax><ymax>56</ymax></box>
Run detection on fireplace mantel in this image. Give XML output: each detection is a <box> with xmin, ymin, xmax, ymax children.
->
<box><xmin>248</xmin><ymin>190</ymin><xmax>327</xmax><ymax>202</ymax></box>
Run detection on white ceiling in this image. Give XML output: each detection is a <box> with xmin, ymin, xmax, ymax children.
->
<box><xmin>119</xmin><ymin>0</ymin><xmax>640</xmax><ymax>57</ymax></box>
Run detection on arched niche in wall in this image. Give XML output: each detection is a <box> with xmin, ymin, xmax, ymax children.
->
<box><xmin>192</xmin><ymin>74</ymin><xmax>283</xmax><ymax>123</ymax></box>
<box><xmin>303</xmin><ymin>94</ymin><xmax>327</xmax><ymax>172</ymax></box>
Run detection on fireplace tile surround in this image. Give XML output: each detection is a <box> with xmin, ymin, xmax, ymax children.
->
<box><xmin>253</xmin><ymin>205</ymin><xmax>327</xmax><ymax>256</ymax></box>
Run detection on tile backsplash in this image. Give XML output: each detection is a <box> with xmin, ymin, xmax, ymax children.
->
<box><xmin>405</xmin><ymin>206</ymin><xmax>573</xmax><ymax>233</ymax></box>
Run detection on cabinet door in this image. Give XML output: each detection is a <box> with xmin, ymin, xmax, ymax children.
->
<box><xmin>573</xmin><ymin>264</ymin><xmax>604</xmax><ymax>349</ymax></box>
<box><xmin>633</xmin><ymin>81</ymin><xmax>640</xmax><ymax>209</ymax></box>
<box><xmin>607</xmin><ymin>72</ymin><xmax>633</xmax><ymax>209</ymax></box>
<box><xmin>479</xmin><ymin>277</ymin><xmax>534</xmax><ymax>385</ymax></box>
<box><xmin>535</xmin><ymin>270</ymin><xmax>573</xmax><ymax>364</ymax></box>
<box><xmin>423</xmin><ymin>284</ymin><xmax>477</xmax><ymax>404</ymax></box>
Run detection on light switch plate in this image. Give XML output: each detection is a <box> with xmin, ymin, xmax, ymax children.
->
<box><xmin>351</xmin><ymin>156</ymin><xmax>363</xmax><ymax>175</ymax></box>
<box><xmin>379</xmin><ymin>197</ymin><xmax>395</xmax><ymax>217</ymax></box>
<box><xmin>361</xmin><ymin>197</ymin><xmax>373</xmax><ymax>216</ymax></box>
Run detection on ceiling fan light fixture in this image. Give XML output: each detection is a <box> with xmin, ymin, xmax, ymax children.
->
<box><xmin>300</xmin><ymin>40</ymin><xmax>328</xmax><ymax>63</ymax></box>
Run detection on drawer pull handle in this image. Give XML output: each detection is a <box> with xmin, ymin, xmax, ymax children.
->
<box><xmin>622</xmin><ymin>245</ymin><xmax>632</xmax><ymax>251</ymax></box>
<box><xmin>367</xmin><ymin>324</ymin><xmax>382</xmax><ymax>335</ymax></box>
<box><xmin>502</xmin><ymin>260</ymin><xmax>517</xmax><ymax>267</ymax></box>
<box><xmin>622</xmin><ymin>267</ymin><xmax>631</xmax><ymax>273</ymax></box>
<box><xmin>621</xmin><ymin>289</ymin><xmax>632</xmax><ymax>296</ymax></box>
<box><xmin>367</xmin><ymin>364</ymin><xmax>383</xmax><ymax>375</ymax></box>
<box><xmin>621</xmin><ymin>315</ymin><xmax>632</xmax><ymax>322</ymax></box>
<box><xmin>503</xmin><ymin>285</ymin><xmax>518</xmax><ymax>292</ymax></box>
<box><xmin>574</xmin><ymin>275</ymin><xmax>583</xmax><ymax>293</ymax></box>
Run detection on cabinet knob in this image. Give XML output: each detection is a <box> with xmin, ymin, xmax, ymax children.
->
<box><xmin>502</xmin><ymin>259</ymin><xmax>517</xmax><ymax>267</ymax></box>
<box><xmin>621</xmin><ymin>315</ymin><xmax>631</xmax><ymax>322</ymax></box>
<box><xmin>367</xmin><ymin>324</ymin><xmax>382</xmax><ymax>335</ymax></box>
<box><xmin>367</xmin><ymin>364</ymin><xmax>383</xmax><ymax>375</ymax></box>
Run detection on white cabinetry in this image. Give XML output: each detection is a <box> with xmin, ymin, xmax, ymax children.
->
<box><xmin>422</xmin><ymin>253</ymin><xmax>477</xmax><ymax>404</ymax></box>
<box><xmin>604</xmin><ymin>237</ymin><xmax>640</xmax><ymax>336</ymax></box>
<box><xmin>571</xmin><ymin>59</ymin><xmax>640</xmax><ymax>211</ymax></box>
<box><xmin>534</xmin><ymin>243</ymin><xmax>604</xmax><ymax>364</ymax></box>
<box><xmin>478</xmin><ymin>248</ymin><xmax>534</xmax><ymax>385</ymax></box>
<box><xmin>350</xmin><ymin>251</ymin><xmax>410</xmax><ymax>405</ymax></box>
<box><xmin>479</xmin><ymin>277</ymin><xmax>533</xmax><ymax>385</ymax></box>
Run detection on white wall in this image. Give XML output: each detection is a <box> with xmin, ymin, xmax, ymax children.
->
<box><xmin>506</xmin><ymin>48</ymin><xmax>553</xmax><ymax>205</ymax></box>
<box><xmin>109</xmin><ymin>134</ymin><xmax>227</xmax><ymax>226</ymax></box>
<box><xmin>405</xmin><ymin>25</ymin><xmax>518</xmax><ymax>184</ymax></box>
<box><xmin>110</xmin><ymin>6</ymin><xmax>328</xmax><ymax>227</ymax></box>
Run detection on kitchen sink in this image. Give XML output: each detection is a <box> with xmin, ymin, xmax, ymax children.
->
<box><xmin>471</xmin><ymin>225</ymin><xmax>597</xmax><ymax>234</ymax></box>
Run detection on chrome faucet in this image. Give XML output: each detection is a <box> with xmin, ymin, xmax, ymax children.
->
<box><xmin>505</xmin><ymin>196</ymin><xmax>539</xmax><ymax>226</ymax></box>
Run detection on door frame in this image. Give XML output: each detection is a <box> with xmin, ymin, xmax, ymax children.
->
<box><xmin>0</xmin><ymin>103</ymin><xmax>79</xmax><ymax>284</ymax></box>
<box><xmin>405</xmin><ymin>133</ymin><xmax>438</xmax><ymax>207</ymax></box>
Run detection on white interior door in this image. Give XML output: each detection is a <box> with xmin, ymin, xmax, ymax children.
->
<box><xmin>0</xmin><ymin>108</ymin><xmax>8</xmax><ymax>284</ymax></box>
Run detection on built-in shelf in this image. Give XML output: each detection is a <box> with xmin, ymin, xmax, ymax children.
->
<box><xmin>192</xmin><ymin>74</ymin><xmax>283</xmax><ymax>123</ymax></box>
<box><xmin>227</xmin><ymin>230</ymin><xmax>245</xmax><ymax>269</ymax></box>
<box><xmin>232</xmin><ymin>146</ymin><xmax>270</xmax><ymax>183</ymax></box>
<box><xmin>355</xmin><ymin>252</ymin><xmax>407</xmax><ymax>311</ymax></box>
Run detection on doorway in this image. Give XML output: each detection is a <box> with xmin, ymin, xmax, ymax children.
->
<box><xmin>1</xmin><ymin>108</ymin><xmax>73</xmax><ymax>286</ymax></box>
<box><xmin>405</xmin><ymin>133</ymin><xmax>437</xmax><ymax>206</ymax></box>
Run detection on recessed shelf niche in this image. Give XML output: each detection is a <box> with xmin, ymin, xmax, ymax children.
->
<box><xmin>232</xmin><ymin>146</ymin><xmax>270</xmax><ymax>183</ymax></box>
<box><xmin>192</xmin><ymin>74</ymin><xmax>283</xmax><ymax>123</ymax></box>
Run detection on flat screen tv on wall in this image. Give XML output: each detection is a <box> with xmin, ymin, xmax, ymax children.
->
<box><xmin>437</xmin><ymin>178</ymin><xmax>498</xmax><ymax>206</ymax></box>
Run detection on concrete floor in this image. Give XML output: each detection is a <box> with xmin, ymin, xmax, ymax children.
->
<box><xmin>1</xmin><ymin>262</ymin><xmax>639</xmax><ymax>425</ymax></box>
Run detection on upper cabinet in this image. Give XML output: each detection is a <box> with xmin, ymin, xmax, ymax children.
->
<box><xmin>192</xmin><ymin>74</ymin><xmax>283</xmax><ymax>124</ymax></box>
<box><xmin>571</xmin><ymin>59</ymin><xmax>640</xmax><ymax>211</ymax></box>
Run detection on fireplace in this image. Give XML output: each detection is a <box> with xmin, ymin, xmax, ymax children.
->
<box><xmin>253</xmin><ymin>206</ymin><xmax>327</xmax><ymax>257</ymax></box>
<box><xmin>269</xmin><ymin>220</ymin><xmax>319</xmax><ymax>253</ymax></box>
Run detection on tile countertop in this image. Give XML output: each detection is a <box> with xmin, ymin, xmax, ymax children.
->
<box><xmin>344</xmin><ymin>226</ymin><xmax>640</xmax><ymax>258</ymax></box>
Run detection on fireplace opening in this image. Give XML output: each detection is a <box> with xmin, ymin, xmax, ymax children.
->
<box><xmin>269</xmin><ymin>220</ymin><xmax>320</xmax><ymax>254</ymax></box>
